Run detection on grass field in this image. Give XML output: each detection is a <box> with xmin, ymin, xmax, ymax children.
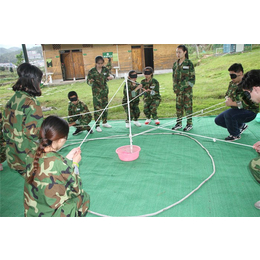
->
<box><xmin>1</xmin><ymin>47</ymin><xmax>260</xmax><ymax>120</ymax></box>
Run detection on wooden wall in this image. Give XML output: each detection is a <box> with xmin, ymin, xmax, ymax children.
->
<box><xmin>42</xmin><ymin>44</ymin><xmax>179</xmax><ymax>81</ymax></box>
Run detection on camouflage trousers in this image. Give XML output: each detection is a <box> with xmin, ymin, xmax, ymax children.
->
<box><xmin>73</xmin><ymin>115</ymin><xmax>92</xmax><ymax>131</ymax></box>
<box><xmin>249</xmin><ymin>156</ymin><xmax>260</xmax><ymax>184</ymax></box>
<box><xmin>143</xmin><ymin>98</ymin><xmax>160</xmax><ymax>120</ymax></box>
<box><xmin>175</xmin><ymin>88</ymin><xmax>193</xmax><ymax>125</ymax></box>
<box><xmin>93</xmin><ymin>94</ymin><xmax>108</xmax><ymax>126</ymax></box>
<box><xmin>0</xmin><ymin>140</ymin><xmax>6</xmax><ymax>163</ymax></box>
<box><xmin>123</xmin><ymin>101</ymin><xmax>140</xmax><ymax>122</ymax></box>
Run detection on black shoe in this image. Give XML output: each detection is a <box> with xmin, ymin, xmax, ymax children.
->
<box><xmin>183</xmin><ymin>124</ymin><xmax>193</xmax><ymax>131</ymax></box>
<box><xmin>72</xmin><ymin>128</ymin><xmax>83</xmax><ymax>136</ymax></box>
<box><xmin>225</xmin><ymin>135</ymin><xmax>241</xmax><ymax>141</ymax></box>
<box><xmin>88</xmin><ymin>129</ymin><xmax>93</xmax><ymax>134</ymax></box>
<box><xmin>240</xmin><ymin>124</ymin><xmax>248</xmax><ymax>134</ymax></box>
<box><xmin>172</xmin><ymin>124</ymin><xmax>182</xmax><ymax>130</ymax></box>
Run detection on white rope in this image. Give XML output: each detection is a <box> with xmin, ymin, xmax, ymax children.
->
<box><xmin>58</xmin><ymin>78</ymin><xmax>254</xmax><ymax>216</ymax></box>
<box><xmin>63</xmin><ymin>80</ymin><xmax>145</xmax><ymax>120</ymax></box>
<box><xmin>88</xmin><ymin>132</ymin><xmax>216</xmax><ymax>217</ymax></box>
<box><xmin>78</xmin><ymin>79</ymin><xmax>125</xmax><ymax>148</ymax></box>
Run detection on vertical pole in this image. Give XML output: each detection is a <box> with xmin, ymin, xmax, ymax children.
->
<box><xmin>125</xmin><ymin>73</ymin><xmax>133</xmax><ymax>152</ymax></box>
<box><xmin>22</xmin><ymin>44</ymin><xmax>29</xmax><ymax>63</ymax></box>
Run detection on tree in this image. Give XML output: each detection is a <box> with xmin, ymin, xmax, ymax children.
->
<box><xmin>15</xmin><ymin>51</ymin><xmax>24</xmax><ymax>66</ymax></box>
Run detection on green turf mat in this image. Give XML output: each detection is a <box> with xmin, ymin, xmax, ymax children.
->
<box><xmin>1</xmin><ymin>116</ymin><xmax>260</xmax><ymax>217</ymax></box>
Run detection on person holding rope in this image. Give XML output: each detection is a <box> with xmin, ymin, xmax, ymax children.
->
<box><xmin>215</xmin><ymin>63</ymin><xmax>258</xmax><ymax>141</ymax></box>
<box><xmin>136</xmin><ymin>67</ymin><xmax>161</xmax><ymax>125</ymax></box>
<box><xmin>24</xmin><ymin>115</ymin><xmax>90</xmax><ymax>217</ymax></box>
<box><xmin>0</xmin><ymin>111</ymin><xmax>6</xmax><ymax>171</ymax></box>
<box><xmin>122</xmin><ymin>70</ymin><xmax>142</xmax><ymax>128</ymax></box>
<box><xmin>172</xmin><ymin>45</ymin><xmax>195</xmax><ymax>132</ymax></box>
<box><xmin>87</xmin><ymin>55</ymin><xmax>114</xmax><ymax>133</ymax></box>
<box><xmin>3</xmin><ymin>63</ymin><xmax>44</xmax><ymax>176</ymax></box>
<box><xmin>67</xmin><ymin>91</ymin><xmax>93</xmax><ymax>135</ymax></box>
<box><xmin>238</xmin><ymin>69</ymin><xmax>260</xmax><ymax>209</ymax></box>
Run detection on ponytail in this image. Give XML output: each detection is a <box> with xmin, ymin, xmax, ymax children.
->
<box><xmin>26</xmin><ymin>115</ymin><xmax>69</xmax><ymax>184</ymax></box>
<box><xmin>177</xmin><ymin>45</ymin><xmax>189</xmax><ymax>59</ymax></box>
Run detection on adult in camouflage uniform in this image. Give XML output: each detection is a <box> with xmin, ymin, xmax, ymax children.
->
<box><xmin>172</xmin><ymin>45</ymin><xmax>195</xmax><ymax>132</ymax></box>
<box><xmin>87</xmin><ymin>56</ymin><xmax>114</xmax><ymax>132</ymax></box>
<box><xmin>138</xmin><ymin>67</ymin><xmax>161</xmax><ymax>125</ymax></box>
<box><xmin>122</xmin><ymin>70</ymin><xmax>141</xmax><ymax>128</ymax></box>
<box><xmin>24</xmin><ymin>115</ymin><xmax>90</xmax><ymax>217</ymax></box>
<box><xmin>106</xmin><ymin>57</ymin><xmax>112</xmax><ymax>73</ymax></box>
<box><xmin>237</xmin><ymin>69</ymin><xmax>260</xmax><ymax>209</ymax></box>
<box><xmin>3</xmin><ymin>63</ymin><xmax>43</xmax><ymax>176</ymax></box>
<box><xmin>215</xmin><ymin>63</ymin><xmax>258</xmax><ymax>141</ymax></box>
<box><xmin>0</xmin><ymin>111</ymin><xmax>6</xmax><ymax>171</ymax></box>
<box><xmin>67</xmin><ymin>91</ymin><xmax>92</xmax><ymax>135</ymax></box>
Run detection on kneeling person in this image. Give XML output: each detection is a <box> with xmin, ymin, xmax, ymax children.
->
<box><xmin>68</xmin><ymin>91</ymin><xmax>92</xmax><ymax>135</ymax></box>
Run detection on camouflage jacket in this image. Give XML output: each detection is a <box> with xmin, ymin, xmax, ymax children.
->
<box><xmin>68</xmin><ymin>100</ymin><xmax>92</xmax><ymax>124</ymax></box>
<box><xmin>0</xmin><ymin>116</ymin><xmax>4</xmax><ymax>143</ymax></box>
<box><xmin>140</xmin><ymin>78</ymin><xmax>161</xmax><ymax>101</ymax></box>
<box><xmin>0</xmin><ymin>116</ymin><xmax>6</xmax><ymax>164</ymax></box>
<box><xmin>172</xmin><ymin>59</ymin><xmax>195</xmax><ymax>92</ymax></box>
<box><xmin>225</xmin><ymin>81</ymin><xmax>259</xmax><ymax>113</ymax></box>
<box><xmin>106</xmin><ymin>60</ymin><xmax>112</xmax><ymax>72</ymax></box>
<box><xmin>3</xmin><ymin>91</ymin><xmax>43</xmax><ymax>174</ymax></box>
<box><xmin>122</xmin><ymin>80</ymin><xmax>140</xmax><ymax>104</ymax></box>
<box><xmin>87</xmin><ymin>66</ymin><xmax>110</xmax><ymax>92</ymax></box>
<box><xmin>24</xmin><ymin>152</ymin><xmax>90</xmax><ymax>217</ymax></box>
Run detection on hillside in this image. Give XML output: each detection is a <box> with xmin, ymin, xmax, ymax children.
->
<box><xmin>0</xmin><ymin>45</ymin><xmax>43</xmax><ymax>63</ymax></box>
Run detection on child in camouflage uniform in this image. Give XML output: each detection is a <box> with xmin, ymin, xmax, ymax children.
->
<box><xmin>137</xmin><ymin>67</ymin><xmax>161</xmax><ymax>125</ymax></box>
<box><xmin>172</xmin><ymin>45</ymin><xmax>195</xmax><ymax>132</ymax></box>
<box><xmin>24</xmin><ymin>115</ymin><xmax>90</xmax><ymax>217</ymax></box>
<box><xmin>67</xmin><ymin>91</ymin><xmax>93</xmax><ymax>135</ymax></box>
<box><xmin>122</xmin><ymin>70</ymin><xmax>142</xmax><ymax>128</ymax></box>
<box><xmin>0</xmin><ymin>111</ymin><xmax>6</xmax><ymax>171</ymax></box>
<box><xmin>237</xmin><ymin>70</ymin><xmax>260</xmax><ymax>209</ymax></box>
<box><xmin>215</xmin><ymin>63</ymin><xmax>258</xmax><ymax>141</ymax></box>
<box><xmin>87</xmin><ymin>55</ymin><xmax>114</xmax><ymax>133</ymax></box>
<box><xmin>3</xmin><ymin>63</ymin><xmax>43</xmax><ymax>176</ymax></box>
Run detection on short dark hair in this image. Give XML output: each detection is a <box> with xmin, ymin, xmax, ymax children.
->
<box><xmin>228</xmin><ymin>63</ymin><xmax>244</xmax><ymax>73</ymax></box>
<box><xmin>68</xmin><ymin>91</ymin><xmax>78</xmax><ymax>99</ymax></box>
<box><xmin>12</xmin><ymin>63</ymin><xmax>43</xmax><ymax>96</ymax></box>
<box><xmin>238</xmin><ymin>70</ymin><xmax>260</xmax><ymax>91</ymax></box>
<box><xmin>95</xmin><ymin>56</ymin><xmax>104</xmax><ymax>64</ymax></box>
<box><xmin>144</xmin><ymin>66</ymin><xmax>154</xmax><ymax>77</ymax></box>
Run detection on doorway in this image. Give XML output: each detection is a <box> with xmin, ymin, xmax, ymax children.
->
<box><xmin>131</xmin><ymin>45</ymin><xmax>143</xmax><ymax>73</ymax></box>
<box><xmin>60</xmin><ymin>49</ymin><xmax>85</xmax><ymax>80</ymax></box>
<box><xmin>131</xmin><ymin>45</ymin><xmax>154</xmax><ymax>73</ymax></box>
<box><xmin>144</xmin><ymin>45</ymin><xmax>154</xmax><ymax>68</ymax></box>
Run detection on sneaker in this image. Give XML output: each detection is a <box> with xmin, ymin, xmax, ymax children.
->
<box><xmin>88</xmin><ymin>129</ymin><xmax>93</xmax><ymax>134</ymax></box>
<box><xmin>96</xmin><ymin>126</ymin><xmax>102</xmax><ymax>132</ymax></box>
<box><xmin>172</xmin><ymin>123</ymin><xmax>182</xmax><ymax>130</ymax></box>
<box><xmin>225</xmin><ymin>135</ymin><xmax>241</xmax><ymax>141</ymax></box>
<box><xmin>183</xmin><ymin>124</ymin><xmax>193</xmax><ymax>131</ymax></box>
<box><xmin>254</xmin><ymin>200</ymin><xmax>260</xmax><ymax>209</ymax></box>
<box><xmin>133</xmin><ymin>121</ymin><xmax>141</xmax><ymax>127</ymax></box>
<box><xmin>102</xmin><ymin>123</ymin><xmax>112</xmax><ymax>128</ymax></box>
<box><xmin>154</xmin><ymin>119</ymin><xmax>160</xmax><ymax>125</ymax></box>
<box><xmin>145</xmin><ymin>119</ymin><xmax>151</xmax><ymax>125</ymax></box>
<box><xmin>72</xmin><ymin>128</ymin><xmax>83</xmax><ymax>136</ymax></box>
<box><xmin>240</xmin><ymin>124</ymin><xmax>248</xmax><ymax>134</ymax></box>
<box><xmin>0</xmin><ymin>164</ymin><xmax>3</xmax><ymax>171</ymax></box>
<box><xmin>125</xmin><ymin>123</ymin><xmax>130</xmax><ymax>128</ymax></box>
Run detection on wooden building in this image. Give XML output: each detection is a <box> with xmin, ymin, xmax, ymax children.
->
<box><xmin>41</xmin><ymin>44</ymin><xmax>179</xmax><ymax>81</ymax></box>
